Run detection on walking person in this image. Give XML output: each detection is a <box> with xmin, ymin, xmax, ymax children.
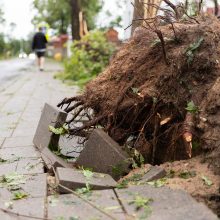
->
<box><xmin>32</xmin><ymin>27</ymin><xmax>47</xmax><ymax>71</ymax></box>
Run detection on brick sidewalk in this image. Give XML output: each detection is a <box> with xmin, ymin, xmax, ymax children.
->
<box><xmin>0</xmin><ymin>61</ymin><xmax>78</xmax><ymax>219</ymax></box>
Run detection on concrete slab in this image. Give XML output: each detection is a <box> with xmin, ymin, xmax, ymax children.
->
<box><xmin>41</xmin><ymin>147</ymin><xmax>74</xmax><ymax>172</ymax></box>
<box><xmin>56</xmin><ymin>167</ymin><xmax>117</xmax><ymax>193</ymax></box>
<box><xmin>33</xmin><ymin>103</ymin><xmax>67</xmax><ymax>151</ymax></box>
<box><xmin>16</xmin><ymin>158</ymin><xmax>44</xmax><ymax>175</ymax></box>
<box><xmin>142</xmin><ymin>166</ymin><xmax>166</xmax><ymax>182</ymax></box>
<box><xmin>0</xmin><ymin>161</ymin><xmax>17</xmax><ymax>175</ymax></box>
<box><xmin>0</xmin><ymin>138</ymin><xmax>4</xmax><ymax>147</ymax></box>
<box><xmin>0</xmin><ymin>146</ymin><xmax>40</xmax><ymax>160</ymax></box>
<box><xmin>2</xmin><ymin>136</ymin><xmax>33</xmax><ymax>148</ymax></box>
<box><xmin>0</xmin><ymin>197</ymin><xmax>45</xmax><ymax>220</ymax></box>
<box><xmin>47</xmin><ymin>190</ymin><xmax>125</xmax><ymax>220</ymax></box>
<box><xmin>115</xmin><ymin>185</ymin><xmax>218</xmax><ymax>220</ymax></box>
<box><xmin>0</xmin><ymin>173</ymin><xmax>47</xmax><ymax>198</ymax></box>
<box><xmin>76</xmin><ymin>129</ymin><xmax>131</xmax><ymax>180</ymax></box>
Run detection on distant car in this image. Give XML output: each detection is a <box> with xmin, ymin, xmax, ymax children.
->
<box><xmin>28</xmin><ymin>53</ymin><xmax>35</xmax><ymax>60</ymax></box>
<box><xmin>18</xmin><ymin>52</ymin><xmax>27</xmax><ymax>59</ymax></box>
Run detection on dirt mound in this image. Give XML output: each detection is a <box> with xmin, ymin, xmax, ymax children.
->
<box><xmin>58</xmin><ymin>15</ymin><xmax>220</xmax><ymax>174</ymax></box>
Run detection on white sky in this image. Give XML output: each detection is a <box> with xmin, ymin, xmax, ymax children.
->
<box><xmin>0</xmin><ymin>0</ymin><xmax>217</xmax><ymax>40</ymax></box>
<box><xmin>0</xmin><ymin>0</ymin><xmax>34</xmax><ymax>39</ymax></box>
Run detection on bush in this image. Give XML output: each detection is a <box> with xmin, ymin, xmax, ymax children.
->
<box><xmin>58</xmin><ymin>30</ymin><xmax>116</xmax><ymax>87</ymax></box>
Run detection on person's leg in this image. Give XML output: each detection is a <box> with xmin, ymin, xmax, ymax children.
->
<box><xmin>39</xmin><ymin>56</ymin><xmax>45</xmax><ymax>71</ymax></box>
<box><xmin>36</xmin><ymin>52</ymin><xmax>41</xmax><ymax>69</ymax></box>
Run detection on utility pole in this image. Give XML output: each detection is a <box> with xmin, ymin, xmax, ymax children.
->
<box><xmin>70</xmin><ymin>0</ymin><xmax>80</xmax><ymax>40</ymax></box>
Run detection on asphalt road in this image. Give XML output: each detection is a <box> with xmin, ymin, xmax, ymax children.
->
<box><xmin>0</xmin><ymin>58</ymin><xmax>33</xmax><ymax>86</ymax></box>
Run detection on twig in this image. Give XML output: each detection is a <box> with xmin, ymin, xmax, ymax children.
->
<box><xmin>0</xmin><ymin>207</ymin><xmax>52</xmax><ymax>220</ymax></box>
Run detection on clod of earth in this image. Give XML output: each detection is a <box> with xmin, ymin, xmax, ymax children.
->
<box><xmin>58</xmin><ymin>15</ymin><xmax>220</xmax><ymax>174</ymax></box>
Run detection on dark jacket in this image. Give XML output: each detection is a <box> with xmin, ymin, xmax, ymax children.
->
<box><xmin>32</xmin><ymin>32</ymin><xmax>47</xmax><ymax>51</ymax></box>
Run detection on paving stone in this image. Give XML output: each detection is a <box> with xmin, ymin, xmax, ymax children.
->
<box><xmin>0</xmin><ymin>128</ymin><xmax>13</xmax><ymax>138</ymax></box>
<box><xmin>0</xmin><ymin>173</ymin><xmax>47</xmax><ymax>198</ymax></box>
<box><xmin>0</xmin><ymin>197</ymin><xmax>45</xmax><ymax>220</ymax></box>
<box><xmin>33</xmin><ymin>103</ymin><xmax>67</xmax><ymax>151</ymax></box>
<box><xmin>76</xmin><ymin>129</ymin><xmax>131</xmax><ymax>180</ymax></box>
<box><xmin>0</xmin><ymin>146</ymin><xmax>40</xmax><ymax>160</ymax></box>
<box><xmin>12</xmin><ymin>128</ymin><xmax>36</xmax><ymax>137</ymax></box>
<box><xmin>115</xmin><ymin>185</ymin><xmax>218</xmax><ymax>220</ymax></box>
<box><xmin>0</xmin><ymin>161</ymin><xmax>17</xmax><ymax>175</ymax></box>
<box><xmin>16</xmin><ymin>158</ymin><xmax>44</xmax><ymax>175</ymax></box>
<box><xmin>2</xmin><ymin>136</ymin><xmax>33</xmax><ymax>148</ymax></box>
<box><xmin>0</xmin><ymin>138</ymin><xmax>4</xmax><ymax>147</ymax></box>
<box><xmin>56</xmin><ymin>167</ymin><xmax>117</xmax><ymax>193</ymax></box>
<box><xmin>141</xmin><ymin>166</ymin><xmax>166</xmax><ymax>182</ymax></box>
<box><xmin>47</xmin><ymin>190</ymin><xmax>125</xmax><ymax>220</ymax></box>
<box><xmin>41</xmin><ymin>147</ymin><xmax>74</xmax><ymax>172</ymax></box>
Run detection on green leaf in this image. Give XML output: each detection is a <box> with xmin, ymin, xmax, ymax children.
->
<box><xmin>48</xmin><ymin>125</ymin><xmax>68</xmax><ymax>135</ymax></box>
<box><xmin>179</xmin><ymin>170</ymin><xmax>196</xmax><ymax>179</ymax></box>
<box><xmin>201</xmin><ymin>175</ymin><xmax>213</xmax><ymax>186</ymax></box>
<box><xmin>12</xmin><ymin>191</ymin><xmax>28</xmax><ymax>200</ymax></box>
<box><xmin>131</xmin><ymin>87</ymin><xmax>139</xmax><ymax>94</ymax></box>
<box><xmin>185</xmin><ymin>101</ymin><xmax>198</xmax><ymax>113</ymax></box>
<box><xmin>147</xmin><ymin>178</ymin><xmax>167</xmax><ymax>187</ymax></box>
<box><xmin>82</xmin><ymin>169</ymin><xmax>94</xmax><ymax>179</ymax></box>
<box><xmin>129</xmin><ymin>195</ymin><xmax>153</xmax><ymax>211</ymax></box>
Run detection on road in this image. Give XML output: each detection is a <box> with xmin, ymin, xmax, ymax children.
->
<box><xmin>0</xmin><ymin>58</ymin><xmax>33</xmax><ymax>86</ymax></box>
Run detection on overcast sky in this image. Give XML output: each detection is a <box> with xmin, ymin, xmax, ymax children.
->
<box><xmin>0</xmin><ymin>0</ymin><xmax>34</xmax><ymax>39</ymax></box>
<box><xmin>0</xmin><ymin>0</ymin><xmax>217</xmax><ymax>39</ymax></box>
<box><xmin>0</xmin><ymin>0</ymin><xmax>126</xmax><ymax>39</ymax></box>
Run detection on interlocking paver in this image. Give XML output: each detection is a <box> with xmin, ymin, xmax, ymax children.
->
<box><xmin>2</xmin><ymin>136</ymin><xmax>33</xmax><ymax>148</ymax></box>
<box><xmin>0</xmin><ymin>161</ymin><xmax>17</xmax><ymax>175</ymax></box>
<box><xmin>0</xmin><ymin>146</ymin><xmax>40</xmax><ymax>159</ymax></box>
<box><xmin>0</xmin><ymin>173</ymin><xmax>47</xmax><ymax>198</ymax></box>
<box><xmin>16</xmin><ymin>158</ymin><xmax>44</xmax><ymax>175</ymax></box>
<box><xmin>0</xmin><ymin>197</ymin><xmax>45</xmax><ymax>219</ymax></box>
<box><xmin>115</xmin><ymin>185</ymin><xmax>218</xmax><ymax>220</ymax></box>
<box><xmin>47</xmin><ymin>190</ymin><xmax>125</xmax><ymax>220</ymax></box>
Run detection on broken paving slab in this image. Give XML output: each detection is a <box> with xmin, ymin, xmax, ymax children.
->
<box><xmin>115</xmin><ymin>185</ymin><xmax>218</xmax><ymax>220</ymax></box>
<box><xmin>141</xmin><ymin>165</ymin><xmax>166</xmax><ymax>182</ymax></box>
<box><xmin>33</xmin><ymin>103</ymin><xmax>67</xmax><ymax>151</ymax></box>
<box><xmin>47</xmin><ymin>190</ymin><xmax>125</xmax><ymax>220</ymax></box>
<box><xmin>41</xmin><ymin>147</ymin><xmax>74</xmax><ymax>172</ymax></box>
<box><xmin>76</xmin><ymin>129</ymin><xmax>131</xmax><ymax>180</ymax></box>
<box><xmin>56</xmin><ymin>167</ymin><xmax>117</xmax><ymax>193</ymax></box>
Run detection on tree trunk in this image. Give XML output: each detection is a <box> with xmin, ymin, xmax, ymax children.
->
<box><xmin>70</xmin><ymin>0</ymin><xmax>80</xmax><ymax>40</ymax></box>
<box><xmin>213</xmin><ymin>0</ymin><xmax>219</xmax><ymax>16</ymax></box>
<box><xmin>131</xmin><ymin>0</ymin><xmax>145</xmax><ymax>34</ymax></box>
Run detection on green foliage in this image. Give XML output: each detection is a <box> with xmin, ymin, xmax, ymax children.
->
<box><xmin>13</xmin><ymin>191</ymin><xmax>28</xmax><ymax>200</ymax></box>
<box><xmin>32</xmin><ymin>0</ymin><xmax>102</xmax><ymax>34</ymax></box>
<box><xmin>185</xmin><ymin>101</ymin><xmax>199</xmax><ymax>113</ymax></box>
<box><xmin>179</xmin><ymin>170</ymin><xmax>196</xmax><ymax>179</ymax></box>
<box><xmin>49</xmin><ymin>125</ymin><xmax>68</xmax><ymax>135</ymax></box>
<box><xmin>59</xmin><ymin>30</ymin><xmax>115</xmax><ymax>87</ymax></box>
<box><xmin>147</xmin><ymin>178</ymin><xmax>167</xmax><ymax>188</ymax></box>
<box><xmin>185</xmin><ymin>37</ymin><xmax>203</xmax><ymax>64</ymax></box>
<box><xmin>201</xmin><ymin>175</ymin><xmax>213</xmax><ymax>186</ymax></box>
<box><xmin>129</xmin><ymin>194</ymin><xmax>153</xmax><ymax>218</ymax></box>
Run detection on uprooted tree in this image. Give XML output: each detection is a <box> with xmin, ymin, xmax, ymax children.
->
<box><xmin>58</xmin><ymin>1</ymin><xmax>220</xmax><ymax>174</ymax></box>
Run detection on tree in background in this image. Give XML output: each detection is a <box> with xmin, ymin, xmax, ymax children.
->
<box><xmin>32</xmin><ymin>0</ymin><xmax>102</xmax><ymax>39</ymax></box>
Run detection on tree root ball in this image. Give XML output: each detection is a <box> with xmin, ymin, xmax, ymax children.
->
<box><xmin>58</xmin><ymin>16</ymin><xmax>220</xmax><ymax>174</ymax></box>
